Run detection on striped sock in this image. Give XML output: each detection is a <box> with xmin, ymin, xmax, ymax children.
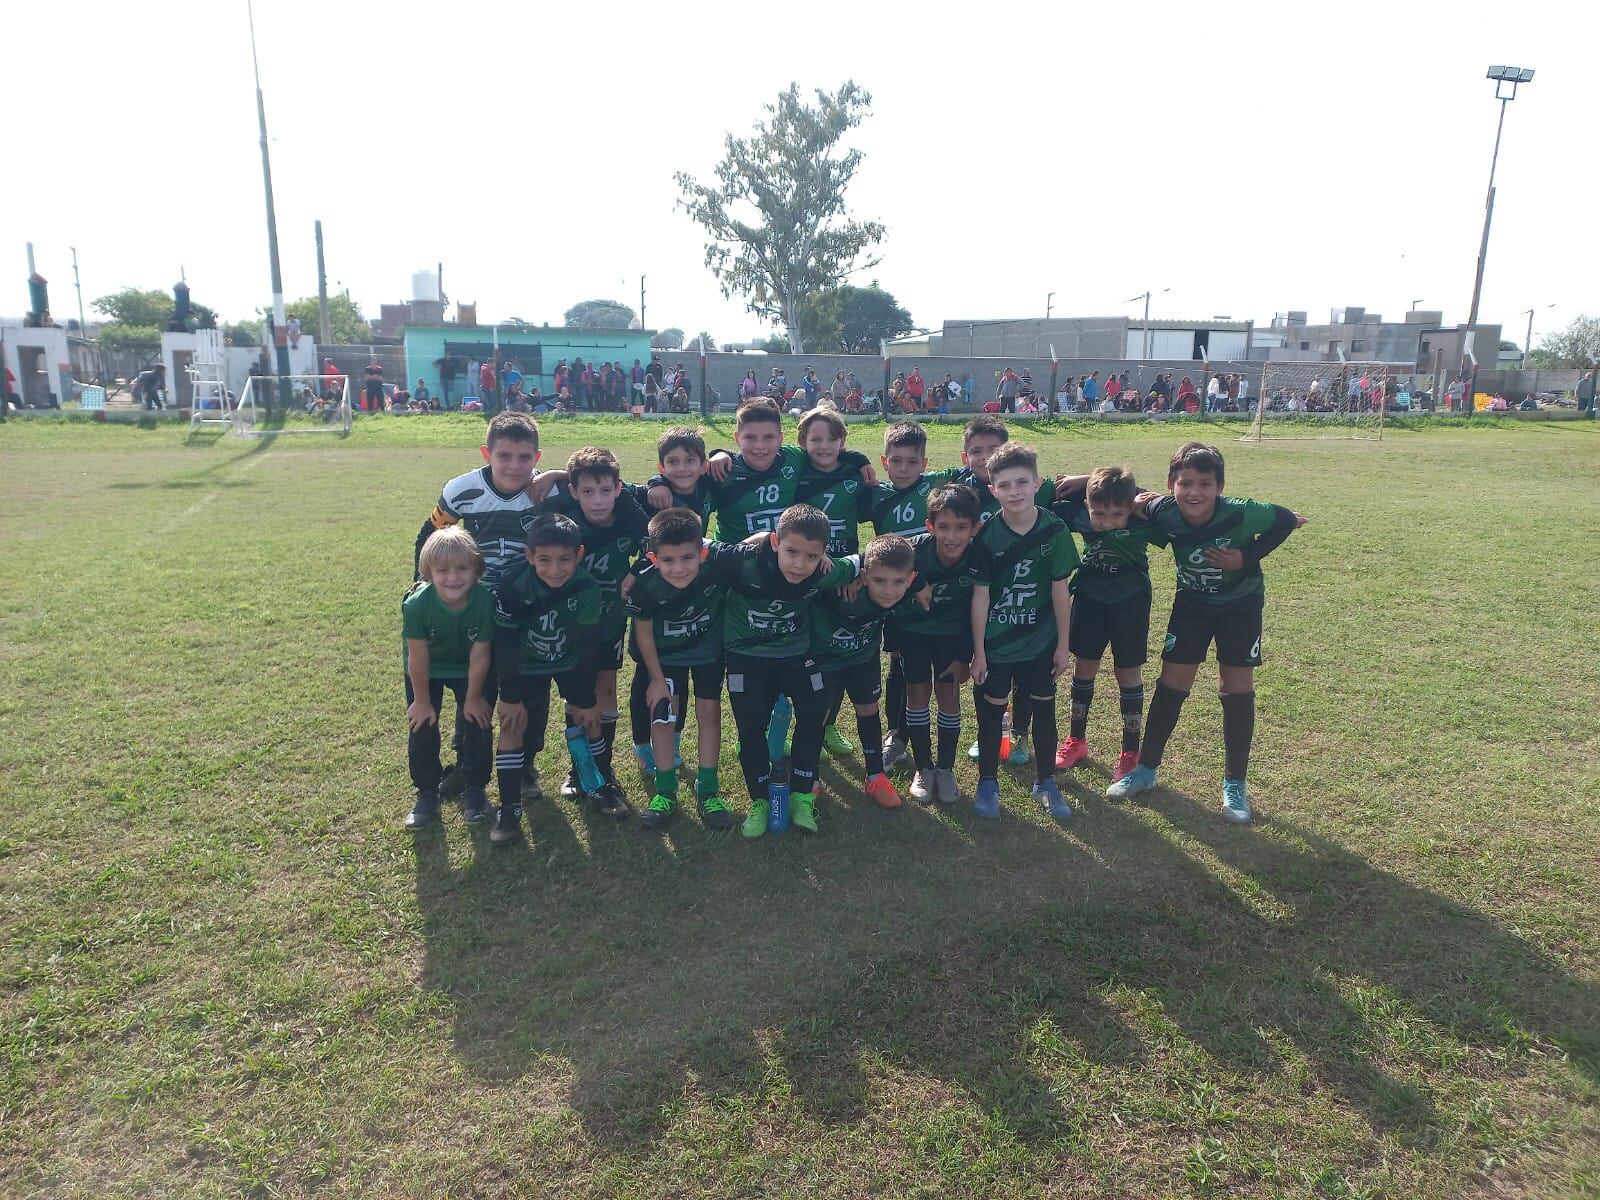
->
<box><xmin>936</xmin><ymin>709</ymin><xmax>962</xmax><ymax>770</ymax></box>
<box><xmin>906</xmin><ymin>706</ymin><xmax>933</xmax><ymax>768</ymax></box>
<box><xmin>495</xmin><ymin>749</ymin><xmax>525</xmax><ymax>812</ymax></box>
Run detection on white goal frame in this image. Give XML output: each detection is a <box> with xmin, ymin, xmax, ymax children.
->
<box><xmin>1244</xmin><ymin>360</ymin><xmax>1390</xmax><ymax>442</ymax></box>
<box><xmin>234</xmin><ymin>374</ymin><xmax>352</xmax><ymax>436</ymax></box>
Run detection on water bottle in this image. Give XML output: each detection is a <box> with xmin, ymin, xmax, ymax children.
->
<box><xmin>565</xmin><ymin>724</ymin><xmax>605</xmax><ymax>794</ymax></box>
<box><xmin>999</xmin><ymin>708</ymin><xmax>1014</xmax><ymax>762</ymax></box>
<box><xmin>767</xmin><ymin>778</ymin><xmax>791</xmax><ymax>834</ymax></box>
<box><xmin>767</xmin><ymin>693</ymin><xmax>793</xmax><ymax>764</ymax></box>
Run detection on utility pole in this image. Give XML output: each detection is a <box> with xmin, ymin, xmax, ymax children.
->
<box><xmin>639</xmin><ymin>274</ymin><xmax>647</xmax><ymax>333</ymax></box>
<box><xmin>315</xmin><ymin>221</ymin><xmax>332</xmax><ymax>347</ymax></box>
<box><xmin>70</xmin><ymin>247</ymin><xmax>86</xmax><ymax>337</ymax></box>
<box><xmin>1046</xmin><ymin>292</ymin><xmax>1055</xmax><ymax>319</ymax></box>
<box><xmin>247</xmin><ymin>0</ymin><xmax>293</xmax><ymax>414</ymax></box>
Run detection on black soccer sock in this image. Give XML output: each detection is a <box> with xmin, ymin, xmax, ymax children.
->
<box><xmin>885</xmin><ymin>656</ymin><xmax>907</xmax><ymax>737</ymax></box>
<box><xmin>1069</xmin><ymin>676</ymin><xmax>1095</xmax><ymax>741</ymax></box>
<box><xmin>859</xmin><ymin>710</ymin><xmax>884</xmax><ymax>776</ymax></box>
<box><xmin>1138</xmin><ymin>683</ymin><xmax>1190</xmax><ymax>770</ymax></box>
<box><xmin>824</xmin><ymin>688</ymin><xmax>844</xmax><ymax>728</ymax></box>
<box><xmin>905</xmin><ymin>705</ymin><xmax>933</xmax><ymax>769</ymax></box>
<box><xmin>1011</xmin><ymin>682</ymin><xmax>1032</xmax><ymax>739</ymax></box>
<box><xmin>595</xmin><ymin>713</ymin><xmax>618</xmax><ymax>776</ymax></box>
<box><xmin>1119</xmin><ymin>685</ymin><xmax>1145</xmax><ymax>754</ymax></box>
<box><xmin>1220</xmin><ymin>691</ymin><xmax>1256</xmax><ymax>781</ymax></box>
<box><xmin>495</xmin><ymin>748</ymin><xmax>525</xmax><ymax>812</ymax></box>
<box><xmin>936</xmin><ymin>708</ymin><xmax>962</xmax><ymax>770</ymax></box>
<box><xmin>977</xmin><ymin>696</ymin><xmax>1005</xmax><ymax>779</ymax></box>
<box><xmin>460</xmin><ymin>712</ymin><xmax>493</xmax><ymax>788</ymax></box>
<box><xmin>1031</xmin><ymin>694</ymin><xmax>1058</xmax><ymax>783</ymax></box>
<box><xmin>628</xmin><ymin>670</ymin><xmax>651</xmax><ymax>748</ymax></box>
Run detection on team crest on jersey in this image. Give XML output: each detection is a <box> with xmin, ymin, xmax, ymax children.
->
<box><xmin>566</xmin><ymin>597</ymin><xmax>579</xmax><ymax>612</ymax></box>
<box><xmin>842</xmin><ymin>479</ymin><xmax>858</xmax><ymax>494</ymax></box>
<box><xmin>780</xmin><ymin>464</ymin><xmax>796</xmax><ymax>479</ymax></box>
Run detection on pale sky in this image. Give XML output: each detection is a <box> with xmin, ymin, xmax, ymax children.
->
<box><xmin>9</xmin><ymin>0</ymin><xmax>1597</xmax><ymax>349</ymax></box>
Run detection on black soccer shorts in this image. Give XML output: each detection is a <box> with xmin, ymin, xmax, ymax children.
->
<box><xmin>822</xmin><ymin>658</ymin><xmax>882</xmax><ymax>709</ymax></box>
<box><xmin>980</xmin><ymin>645</ymin><xmax>1059</xmax><ymax>702</ymax></box>
<box><xmin>900</xmin><ymin>628</ymin><xmax>974</xmax><ymax>686</ymax></box>
<box><xmin>1069</xmin><ymin>593</ymin><xmax>1151</xmax><ymax>668</ymax></box>
<box><xmin>663</xmin><ymin>659</ymin><xmax>725</xmax><ymax>704</ymax></box>
<box><xmin>597</xmin><ymin>627</ymin><xmax>626</xmax><ymax>672</ymax></box>
<box><xmin>1161</xmin><ymin>594</ymin><xmax>1264</xmax><ymax>668</ymax></box>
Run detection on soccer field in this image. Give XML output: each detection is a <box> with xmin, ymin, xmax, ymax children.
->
<box><xmin>3</xmin><ymin>414</ymin><xmax>1597</xmax><ymax>1199</ymax></box>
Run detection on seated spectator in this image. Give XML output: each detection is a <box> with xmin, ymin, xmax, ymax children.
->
<box><xmin>1097</xmin><ymin>396</ymin><xmax>1116</xmax><ymax>415</ymax></box>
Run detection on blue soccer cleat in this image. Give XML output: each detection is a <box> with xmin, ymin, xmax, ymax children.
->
<box><xmin>1033</xmin><ymin>778</ymin><xmax>1072</xmax><ymax>819</ymax></box>
<box><xmin>1007</xmin><ymin>742</ymin><xmax>1030</xmax><ymax>765</ymax></box>
<box><xmin>1222</xmin><ymin>779</ymin><xmax>1252</xmax><ymax>824</ymax></box>
<box><xmin>634</xmin><ymin>743</ymin><xmax>656</xmax><ymax>776</ymax></box>
<box><xmin>974</xmin><ymin>778</ymin><xmax>1001</xmax><ymax>818</ymax></box>
<box><xmin>1105</xmin><ymin>763</ymin><xmax>1157</xmax><ymax>800</ymax></box>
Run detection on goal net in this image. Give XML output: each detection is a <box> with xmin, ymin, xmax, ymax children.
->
<box><xmin>234</xmin><ymin>374</ymin><xmax>351</xmax><ymax>436</ymax></box>
<box><xmin>1244</xmin><ymin>361</ymin><xmax>1390</xmax><ymax>442</ymax></box>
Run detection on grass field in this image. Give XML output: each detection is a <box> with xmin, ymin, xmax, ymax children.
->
<box><xmin>2</xmin><ymin>413</ymin><xmax>1597</xmax><ymax>1199</ymax></box>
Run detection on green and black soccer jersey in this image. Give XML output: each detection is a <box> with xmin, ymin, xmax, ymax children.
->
<box><xmin>711</xmin><ymin>446</ymin><xmax>870</xmax><ymax>543</ymax></box>
<box><xmin>1145</xmin><ymin>494</ymin><xmax>1282</xmax><ymax>607</ymax></box>
<box><xmin>858</xmin><ymin>467</ymin><xmax>963</xmax><ymax>536</ymax></box>
<box><xmin>401</xmin><ymin>581</ymin><xmax>494</xmax><ymax>679</ymax></box>
<box><xmin>810</xmin><ymin>582</ymin><xmax>926</xmax><ymax>671</ymax></box>
<box><xmin>951</xmin><ymin>467</ymin><xmax>1055</xmax><ymax>524</ymax></box>
<box><xmin>624</xmin><ymin>552</ymin><xmax>726</xmax><ymax>667</ymax></box>
<box><xmin>710</xmin><ymin>540</ymin><xmax>859</xmax><ymax>659</ymax></box>
<box><xmin>975</xmin><ymin>507</ymin><xmax>1080</xmax><ymax>662</ymax></box>
<box><xmin>536</xmin><ymin>487</ymin><xmax>651</xmax><ymax>638</ymax></box>
<box><xmin>892</xmin><ymin>531</ymin><xmax>992</xmax><ymax>638</ymax></box>
<box><xmin>420</xmin><ymin>466</ymin><xmax>541</xmax><ymax>587</ymax></box>
<box><xmin>1051</xmin><ymin>496</ymin><xmax>1165</xmax><ymax>604</ymax></box>
<box><xmin>492</xmin><ymin>561</ymin><xmax>602</xmax><ymax>676</ymax></box>
<box><xmin>634</xmin><ymin>476</ymin><xmax>717</xmax><ymax>532</ymax></box>
<box><xmin>796</xmin><ymin>456</ymin><xmax>873</xmax><ymax>556</ymax></box>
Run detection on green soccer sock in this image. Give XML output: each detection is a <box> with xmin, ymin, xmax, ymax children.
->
<box><xmin>696</xmin><ymin>766</ymin><xmax>720</xmax><ymax>797</ymax></box>
<box><xmin>655</xmin><ymin>767</ymin><xmax>679</xmax><ymax>800</ymax></box>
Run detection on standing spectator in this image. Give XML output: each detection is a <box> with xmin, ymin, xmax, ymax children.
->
<box><xmin>574</xmin><ymin>359</ymin><xmax>592</xmax><ymax>410</ymax></box>
<box><xmin>1105</xmin><ymin>373</ymin><xmax>1122</xmax><ymax>407</ymax></box>
<box><xmin>479</xmin><ymin>360</ymin><xmax>496</xmax><ymax>405</ymax></box>
<box><xmin>830</xmin><ymin>370</ymin><xmax>850</xmax><ymax>406</ymax></box>
<box><xmin>630</xmin><ymin>359</ymin><xmax>644</xmax><ymax>400</ymax></box>
<box><xmin>799</xmin><ymin>366</ymin><xmax>822</xmax><ymax>408</ymax></box>
<box><xmin>1577</xmin><ymin>368</ymin><xmax>1596</xmax><ymax>416</ymax></box>
<box><xmin>1081</xmin><ymin>371</ymin><xmax>1100</xmax><ymax>409</ymax></box>
<box><xmin>905</xmin><ymin>366</ymin><xmax>926</xmax><ymax>410</ymax></box>
<box><xmin>501</xmin><ymin>359</ymin><xmax>524</xmax><ymax>400</ymax></box>
<box><xmin>1018</xmin><ymin>368</ymin><xmax>1036</xmax><ymax>408</ymax></box>
<box><xmin>939</xmin><ymin>372</ymin><xmax>958</xmax><ymax>414</ymax></box>
<box><xmin>321</xmin><ymin>357</ymin><xmax>341</xmax><ymax>401</ymax></box>
<box><xmin>1176</xmin><ymin>375</ymin><xmax>1198</xmax><ymax>413</ymax></box>
<box><xmin>1226</xmin><ymin>373</ymin><xmax>1240</xmax><ymax>409</ymax></box>
<box><xmin>741</xmin><ymin>369</ymin><xmax>760</xmax><ymax>399</ymax></box>
<box><xmin>363</xmin><ymin>359</ymin><xmax>385</xmax><ymax>412</ymax></box>
<box><xmin>767</xmin><ymin>365</ymin><xmax>787</xmax><ymax>398</ymax></box>
<box><xmin>1237</xmin><ymin>374</ymin><xmax>1250</xmax><ymax>410</ymax></box>
<box><xmin>995</xmin><ymin>366</ymin><xmax>1021</xmax><ymax>413</ymax></box>
<box><xmin>1205</xmin><ymin>372</ymin><xmax>1222</xmax><ymax>412</ymax></box>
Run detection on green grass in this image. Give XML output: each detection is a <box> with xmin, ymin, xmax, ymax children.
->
<box><xmin>2</xmin><ymin>414</ymin><xmax>1597</xmax><ymax>1199</ymax></box>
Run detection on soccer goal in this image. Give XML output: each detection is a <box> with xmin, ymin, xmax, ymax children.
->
<box><xmin>234</xmin><ymin>374</ymin><xmax>351</xmax><ymax>436</ymax></box>
<box><xmin>1244</xmin><ymin>360</ymin><xmax>1390</xmax><ymax>442</ymax></box>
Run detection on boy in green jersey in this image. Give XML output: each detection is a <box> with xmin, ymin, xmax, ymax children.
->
<box><xmin>969</xmin><ymin>443</ymin><xmax>1080</xmax><ymax>820</ymax></box>
<box><xmin>809</xmin><ymin>534</ymin><xmax>927</xmax><ymax>811</ymax></box>
<box><xmin>402</xmin><ymin>527</ymin><xmax>495</xmax><ymax>829</ymax></box>
<box><xmin>1049</xmin><ymin>466</ymin><xmax>1166</xmax><ymax>782</ymax></box>
<box><xmin>625</xmin><ymin>507</ymin><xmax>736</xmax><ymax>831</ymax></box>
<box><xmin>638</xmin><ymin>426</ymin><xmax>717</xmax><ymax>529</ymax></box>
<box><xmin>710</xmin><ymin>504</ymin><xmax>859</xmax><ymax>837</ymax></box>
<box><xmin>890</xmin><ymin>483</ymin><xmax>990</xmax><ymax>806</ymax></box>
<box><xmin>1106</xmin><ymin>442</ymin><xmax>1307</xmax><ymax>823</ymax></box>
<box><xmin>489</xmin><ymin>514</ymin><xmax>609</xmax><ymax>845</ymax></box>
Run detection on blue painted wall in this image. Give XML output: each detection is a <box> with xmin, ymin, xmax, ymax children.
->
<box><xmin>403</xmin><ymin>326</ymin><xmax>655</xmax><ymax>407</ymax></box>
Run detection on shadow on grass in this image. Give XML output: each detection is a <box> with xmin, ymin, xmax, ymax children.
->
<box><xmin>412</xmin><ymin>773</ymin><xmax>1600</xmax><ymax>1153</ymax></box>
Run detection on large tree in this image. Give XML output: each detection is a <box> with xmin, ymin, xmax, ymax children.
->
<box><xmin>1526</xmin><ymin>315</ymin><xmax>1600</xmax><ymax>369</ymax></box>
<box><xmin>285</xmin><ymin>295</ymin><xmax>371</xmax><ymax>344</ymax></box>
<box><xmin>685</xmin><ymin>332</ymin><xmax>717</xmax><ymax>353</ymax></box>
<box><xmin>676</xmin><ymin>81</ymin><xmax>885</xmax><ymax>354</ymax></box>
<box><xmin>798</xmin><ymin>284</ymin><xmax>914</xmax><ymax>354</ymax></box>
<box><xmin>564</xmin><ymin>299</ymin><xmax>636</xmax><ymax>331</ymax></box>
<box><xmin>651</xmin><ymin>327</ymin><xmax>685</xmax><ymax>350</ymax></box>
<box><xmin>92</xmin><ymin>287</ymin><xmax>171</xmax><ymax>328</ymax></box>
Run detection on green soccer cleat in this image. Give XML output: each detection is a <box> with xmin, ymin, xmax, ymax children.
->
<box><xmin>1105</xmin><ymin>763</ymin><xmax>1157</xmax><ymax>800</ymax></box>
<box><xmin>640</xmin><ymin>794</ymin><xmax>675</xmax><ymax>830</ymax></box>
<box><xmin>791</xmin><ymin>791</ymin><xmax>818</xmax><ymax>833</ymax></box>
<box><xmin>821</xmin><ymin>724</ymin><xmax>855</xmax><ymax>757</ymax></box>
<box><xmin>742</xmin><ymin>798</ymin><xmax>769</xmax><ymax>839</ymax></box>
<box><xmin>1222</xmin><ymin>779</ymin><xmax>1252</xmax><ymax>824</ymax></box>
<box><xmin>698</xmin><ymin>793</ymin><xmax>738</xmax><ymax>831</ymax></box>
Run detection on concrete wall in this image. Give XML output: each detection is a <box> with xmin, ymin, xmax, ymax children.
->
<box><xmin>1</xmin><ymin>324</ymin><xmax>71</xmax><ymax>406</ymax></box>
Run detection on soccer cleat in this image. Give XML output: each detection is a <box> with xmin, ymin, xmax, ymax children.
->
<box><xmin>404</xmin><ymin>790</ymin><xmax>440</xmax><ymax>830</ymax></box>
<box><xmin>640</xmin><ymin>794</ymin><xmax>675</xmax><ymax>830</ymax></box>
<box><xmin>460</xmin><ymin>787</ymin><xmax>490</xmax><ymax>824</ymax></box>
<box><xmin>1112</xmin><ymin>751</ymin><xmax>1140</xmax><ymax>782</ymax></box>
<box><xmin>1222</xmin><ymin>779</ymin><xmax>1252</xmax><ymax>824</ymax></box>
<box><xmin>1054</xmin><ymin>736</ymin><xmax>1089</xmax><ymax>770</ymax></box>
<box><xmin>967</xmin><ymin>740</ymin><xmax>981</xmax><ymax>760</ymax></box>
<box><xmin>489</xmin><ymin>804</ymin><xmax>524</xmax><ymax>846</ymax></box>
<box><xmin>1007</xmin><ymin>742</ymin><xmax>1030</xmax><ymax>765</ymax></box>
<box><xmin>822</xmin><ymin>724</ymin><xmax>855</xmax><ymax>757</ymax></box>
<box><xmin>1105</xmin><ymin>763</ymin><xmax>1158</xmax><ymax>800</ymax></box>
<box><xmin>592</xmin><ymin>777</ymin><xmax>633</xmax><ymax>821</ymax></box>
<box><xmin>698</xmin><ymin>794</ymin><xmax>737</xmax><ymax>831</ymax></box>
<box><xmin>741</xmin><ymin>799</ymin><xmax>770</xmax><ymax>839</ymax></box>
<box><xmin>634</xmin><ymin>743</ymin><xmax>656</xmax><ymax>776</ymax></box>
<box><xmin>866</xmin><ymin>772</ymin><xmax>903</xmax><ymax>809</ymax></box>
<box><xmin>973</xmin><ymin>778</ymin><xmax>1001</xmax><ymax>818</ymax></box>
<box><xmin>437</xmin><ymin>765</ymin><xmax>466</xmax><ymax>800</ymax></box>
<box><xmin>791</xmin><ymin>791</ymin><xmax>819</xmax><ymax>833</ymax></box>
<box><xmin>933</xmin><ymin>768</ymin><xmax>962</xmax><ymax>807</ymax></box>
<box><xmin>1033</xmin><ymin>778</ymin><xmax>1072</xmax><ymax>819</ymax></box>
<box><xmin>560</xmin><ymin>769</ymin><xmax>581</xmax><ymax>800</ymax></box>
<box><xmin>882</xmin><ymin>733</ymin><xmax>910</xmax><ymax>772</ymax></box>
<box><xmin>520</xmin><ymin>767</ymin><xmax>542</xmax><ymax>802</ymax></box>
<box><xmin>907</xmin><ymin>769</ymin><xmax>935</xmax><ymax>804</ymax></box>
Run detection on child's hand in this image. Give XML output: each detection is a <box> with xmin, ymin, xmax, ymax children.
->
<box><xmin>1293</xmin><ymin>511</ymin><xmax>1309</xmax><ymax>528</ymax></box>
<box><xmin>858</xmin><ymin>461</ymin><xmax>878</xmax><ymax>487</ymax></box>
<box><xmin>838</xmin><ymin>578</ymin><xmax>863</xmax><ymax>602</ymax></box>
<box><xmin>526</xmin><ymin>472</ymin><xmax>563</xmax><ymax>503</ymax></box>
<box><xmin>646</xmin><ymin>484</ymin><xmax>673</xmax><ymax>510</ymax></box>
<box><xmin>645</xmin><ymin>676</ymin><xmax>672</xmax><ymax>713</ymax></box>
<box><xmin>619</xmin><ymin>572</ymin><xmax>637</xmax><ymax>598</ymax></box>
<box><xmin>496</xmin><ymin>700</ymin><xmax>527</xmax><ymax>739</ymax></box>
<box><xmin>1203</xmin><ymin>546</ymin><xmax>1245</xmax><ymax>571</ymax></box>
<box><xmin>462</xmin><ymin>693</ymin><xmax>492</xmax><ymax>728</ymax></box>
<box><xmin>915</xmin><ymin>588</ymin><xmax>932</xmax><ymax>611</ymax></box>
<box><xmin>707</xmin><ymin>453</ymin><xmax>733</xmax><ymax>482</ymax></box>
<box><xmin>1051</xmin><ymin>643</ymin><xmax>1072</xmax><ymax>680</ymax></box>
<box><xmin>407</xmin><ymin>697</ymin><xmax>438</xmax><ymax>731</ymax></box>
<box><xmin>568</xmin><ymin>702</ymin><xmax>602</xmax><ymax>738</ymax></box>
<box><xmin>970</xmin><ymin>651</ymin><xmax>988</xmax><ymax>686</ymax></box>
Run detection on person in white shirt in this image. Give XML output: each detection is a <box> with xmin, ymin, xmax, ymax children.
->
<box><xmin>1097</xmin><ymin>396</ymin><xmax>1116</xmax><ymax>414</ymax></box>
<box><xmin>1205</xmin><ymin>374</ymin><xmax>1222</xmax><ymax>412</ymax></box>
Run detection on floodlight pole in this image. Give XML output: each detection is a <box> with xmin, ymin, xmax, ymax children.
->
<box><xmin>247</xmin><ymin>0</ymin><xmax>292</xmax><ymax>415</ymax></box>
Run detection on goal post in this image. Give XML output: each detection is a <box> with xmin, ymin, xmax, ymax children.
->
<box><xmin>234</xmin><ymin>374</ymin><xmax>351</xmax><ymax>436</ymax></box>
<box><xmin>1244</xmin><ymin>360</ymin><xmax>1390</xmax><ymax>442</ymax></box>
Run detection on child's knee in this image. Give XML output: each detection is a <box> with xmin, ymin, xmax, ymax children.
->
<box><xmin>856</xmin><ymin>701</ymin><xmax>879</xmax><ymax>716</ymax></box>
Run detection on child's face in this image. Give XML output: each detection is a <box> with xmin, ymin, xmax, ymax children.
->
<box><xmin>961</xmin><ymin>434</ymin><xmax>1005</xmax><ymax>480</ymax></box>
<box><xmin>863</xmin><ymin>564</ymin><xmax>914</xmax><ymax>609</ymax></box>
<box><xmin>736</xmin><ymin>420</ymin><xmax>783</xmax><ymax>470</ymax></box>
<box><xmin>772</xmin><ymin>532</ymin><xmax>826</xmax><ymax>583</ymax></box>
<box><xmin>528</xmin><ymin>543</ymin><xmax>582</xmax><ymax>588</ymax></box>
<box><xmin>1170</xmin><ymin>468</ymin><xmax>1221</xmax><ymax>522</ymax></box>
<box><xmin>650</xmin><ymin>539</ymin><xmax>702</xmax><ymax>589</ymax></box>
<box><xmin>990</xmin><ymin>465</ymin><xmax>1039</xmax><ymax>516</ymax></box>
<box><xmin>429</xmin><ymin>558</ymin><xmax>478</xmax><ymax>602</ymax></box>
<box><xmin>570</xmin><ymin>473</ymin><xmax>619</xmax><ymax>525</ymax></box>
<box><xmin>659</xmin><ymin>448</ymin><xmax>705</xmax><ymax>492</ymax></box>
<box><xmin>1085</xmin><ymin>498</ymin><xmax>1134</xmax><ymax>533</ymax></box>
<box><xmin>927</xmin><ymin>510</ymin><xmax>976</xmax><ymax>561</ymax></box>
<box><xmin>483</xmin><ymin>437</ymin><xmax>540</xmax><ymax>492</ymax></box>
<box><xmin>881</xmin><ymin>445</ymin><xmax>927</xmax><ymax>489</ymax></box>
<box><xmin>802</xmin><ymin>424</ymin><xmax>843</xmax><ymax>471</ymax></box>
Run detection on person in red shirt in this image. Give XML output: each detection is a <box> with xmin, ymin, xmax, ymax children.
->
<box><xmin>478</xmin><ymin>361</ymin><xmax>495</xmax><ymax>405</ymax></box>
<box><xmin>1105</xmin><ymin>375</ymin><xmax>1122</xmax><ymax>405</ymax></box>
<box><xmin>905</xmin><ymin>366</ymin><xmax>926</xmax><ymax>409</ymax></box>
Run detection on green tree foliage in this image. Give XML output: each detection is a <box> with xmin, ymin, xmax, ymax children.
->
<box><xmin>225</xmin><ymin>320</ymin><xmax>264</xmax><ymax>348</ymax></box>
<box><xmin>676</xmin><ymin>82</ymin><xmax>885</xmax><ymax>354</ymax></box>
<box><xmin>1526</xmin><ymin>315</ymin><xmax>1600</xmax><ymax>369</ymax></box>
<box><xmin>760</xmin><ymin>334</ymin><xmax>791</xmax><ymax>354</ymax></box>
<box><xmin>685</xmin><ymin>332</ymin><xmax>717</xmax><ymax>353</ymax></box>
<box><xmin>797</xmin><ymin>284</ymin><xmax>914</xmax><ymax>354</ymax></box>
<box><xmin>92</xmin><ymin>287</ymin><xmax>171</xmax><ymax>328</ymax></box>
<box><xmin>651</xmin><ymin>328</ymin><xmax>685</xmax><ymax>350</ymax></box>
<box><xmin>563</xmin><ymin>299</ymin><xmax>636</xmax><ymax>330</ymax></box>
<box><xmin>95</xmin><ymin>322</ymin><xmax>162</xmax><ymax>348</ymax></box>
<box><xmin>285</xmin><ymin>295</ymin><xmax>372</xmax><ymax>344</ymax></box>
